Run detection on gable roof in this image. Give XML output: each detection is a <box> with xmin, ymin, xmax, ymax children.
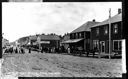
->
<box><xmin>29</xmin><ymin>35</ymin><xmax>60</xmax><ymax>41</ymax></box>
<box><xmin>71</xmin><ymin>21</ymin><xmax>100</xmax><ymax>33</ymax></box>
<box><xmin>92</xmin><ymin>13</ymin><xmax>122</xmax><ymax>28</ymax></box>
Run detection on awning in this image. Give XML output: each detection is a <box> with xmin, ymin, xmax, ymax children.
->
<box><xmin>61</xmin><ymin>38</ymin><xmax>83</xmax><ymax>44</ymax></box>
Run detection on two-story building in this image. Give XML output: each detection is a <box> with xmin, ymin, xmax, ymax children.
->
<box><xmin>62</xmin><ymin>20</ymin><xmax>99</xmax><ymax>53</ymax></box>
<box><xmin>90</xmin><ymin>11</ymin><xmax>122</xmax><ymax>57</ymax></box>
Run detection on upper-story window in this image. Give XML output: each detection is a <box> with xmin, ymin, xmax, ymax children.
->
<box><xmin>96</xmin><ymin>28</ymin><xmax>99</xmax><ymax>36</ymax></box>
<box><xmin>104</xmin><ymin>26</ymin><xmax>108</xmax><ymax>35</ymax></box>
<box><xmin>76</xmin><ymin>33</ymin><xmax>78</xmax><ymax>38</ymax></box>
<box><xmin>71</xmin><ymin>34</ymin><xmax>74</xmax><ymax>39</ymax></box>
<box><xmin>81</xmin><ymin>32</ymin><xmax>84</xmax><ymax>38</ymax></box>
<box><xmin>113</xmin><ymin>24</ymin><xmax>118</xmax><ymax>34</ymax></box>
<box><xmin>74</xmin><ymin>33</ymin><xmax>76</xmax><ymax>39</ymax></box>
<box><xmin>79</xmin><ymin>33</ymin><xmax>81</xmax><ymax>38</ymax></box>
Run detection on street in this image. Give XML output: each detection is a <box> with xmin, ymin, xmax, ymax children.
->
<box><xmin>1</xmin><ymin>49</ymin><xmax>122</xmax><ymax>78</ymax></box>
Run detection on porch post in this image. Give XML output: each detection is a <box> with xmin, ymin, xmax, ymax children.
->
<box><xmin>122</xmin><ymin>39</ymin><xmax>126</xmax><ymax>74</ymax></box>
<box><xmin>84</xmin><ymin>32</ymin><xmax>86</xmax><ymax>51</ymax></box>
<box><xmin>98</xmin><ymin>41</ymin><xmax>101</xmax><ymax>58</ymax></box>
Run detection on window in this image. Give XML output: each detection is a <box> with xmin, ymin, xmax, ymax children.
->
<box><xmin>79</xmin><ymin>33</ymin><xmax>81</xmax><ymax>38</ymax></box>
<box><xmin>104</xmin><ymin>26</ymin><xmax>108</xmax><ymax>35</ymax></box>
<box><xmin>96</xmin><ymin>28</ymin><xmax>99</xmax><ymax>35</ymax></box>
<box><xmin>113</xmin><ymin>24</ymin><xmax>118</xmax><ymax>34</ymax></box>
<box><xmin>76</xmin><ymin>33</ymin><xmax>78</xmax><ymax>38</ymax></box>
<box><xmin>93</xmin><ymin>40</ymin><xmax>99</xmax><ymax>50</ymax></box>
<box><xmin>81</xmin><ymin>32</ymin><xmax>84</xmax><ymax>38</ymax></box>
<box><xmin>73</xmin><ymin>33</ymin><xmax>75</xmax><ymax>39</ymax></box>
<box><xmin>71</xmin><ymin>34</ymin><xmax>74</xmax><ymax>39</ymax></box>
<box><xmin>113</xmin><ymin>40</ymin><xmax>122</xmax><ymax>51</ymax></box>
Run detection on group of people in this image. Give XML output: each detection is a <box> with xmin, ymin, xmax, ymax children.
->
<box><xmin>35</xmin><ymin>46</ymin><xmax>65</xmax><ymax>53</ymax></box>
<box><xmin>3</xmin><ymin>46</ymin><xmax>25</xmax><ymax>54</ymax></box>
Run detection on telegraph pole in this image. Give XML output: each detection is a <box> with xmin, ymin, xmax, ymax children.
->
<box><xmin>109</xmin><ymin>8</ymin><xmax>111</xmax><ymax>59</ymax></box>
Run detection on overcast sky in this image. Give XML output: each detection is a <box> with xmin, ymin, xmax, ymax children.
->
<box><xmin>2</xmin><ymin>2</ymin><xmax>122</xmax><ymax>42</ymax></box>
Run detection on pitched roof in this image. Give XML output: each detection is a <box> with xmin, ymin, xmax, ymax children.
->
<box><xmin>62</xmin><ymin>34</ymin><xmax>70</xmax><ymax>42</ymax></box>
<box><xmin>40</xmin><ymin>35</ymin><xmax>60</xmax><ymax>40</ymax></box>
<box><xmin>29</xmin><ymin>35</ymin><xmax>37</xmax><ymax>40</ymax></box>
<box><xmin>29</xmin><ymin>35</ymin><xmax>60</xmax><ymax>41</ymax></box>
<box><xmin>92</xmin><ymin>13</ymin><xmax>122</xmax><ymax>28</ymax></box>
<box><xmin>71</xmin><ymin>21</ymin><xmax>99</xmax><ymax>33</ymax></box>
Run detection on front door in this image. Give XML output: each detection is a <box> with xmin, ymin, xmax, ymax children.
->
<box><xmin>100</xmin><ymin>41</ymin><xmax>105</xmax><ymax>53</ymax></box>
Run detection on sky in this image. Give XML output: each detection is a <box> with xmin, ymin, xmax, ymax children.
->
<box><xmin>2</xmin><ymin>2</ymin><xmax>122</xmax><ymax>42</ymax></box>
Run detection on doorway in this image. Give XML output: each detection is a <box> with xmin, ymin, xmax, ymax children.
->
<box><xmin>100</xmin><ymin>41</ymin><xmax>105</xmax><ymax>53</ymax></box>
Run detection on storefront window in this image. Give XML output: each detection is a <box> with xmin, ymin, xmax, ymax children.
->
<box><xmin>93</xmin><ymin>40</ymin><xmax>99</xmax><ymax>50</ymax></box>
<box><xmin>113</xmin><ymin>40</ymin><xmax>122</xmax><ymax>51</ymax></box>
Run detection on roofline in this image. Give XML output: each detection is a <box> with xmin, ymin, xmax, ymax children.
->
<box><xmin>70</xmin><ymin>30</ymin><xmax>91</xmax><ymax>34</ymax></box>
<box><xmin>91</xmin><ymin>13</ymin><xmax>122</xmax><ymax>28</ymax></box>
<box><xmin>91</xmin><ymin>21</ymin><xmax>122</xmax><ymax>29</ymax></box>
<box><xmin>70</xmin><ymin>21</ymin><xmax>100</xmax><ymax>33</ymax></box>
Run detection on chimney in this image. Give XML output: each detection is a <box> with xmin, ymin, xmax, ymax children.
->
<box><xmin>92</xmin><ymin>19</ymin><xmax>95</xmax><ymax>22</ymax></box>
<box><xmin>118</xmin><ymin>8</ymin><xmax>122</xmax><ymax>14</ymax></box>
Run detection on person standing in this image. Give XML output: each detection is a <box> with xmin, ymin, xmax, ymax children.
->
<box><xmin>21</xmin><ymin>47</ymin><xmax>25</xmax><ymax>54</ymax></box>
<box><xmin>41</xmin><ymin>46</ymin><xmax>43</xmax><ymax>53</ymax></box>
<box><xmin>67</xmin><ymin>47</ymin><xmax>70</xmax><ymax>54</ymax></box>
<box><xmin>28</xmin><ymin>47</ymin><xmax>31</xmax><ymax>53</ymax></box>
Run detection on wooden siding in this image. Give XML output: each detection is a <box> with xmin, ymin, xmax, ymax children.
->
<box><xmin>91</xmin><ymin>21</ymin><xmax>122</xmax><ymax>53</ymax></box>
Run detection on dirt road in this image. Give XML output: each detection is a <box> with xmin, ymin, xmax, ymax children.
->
<box><xmin>1</xmin><ymin>50</ymin><xmax>122</xmax><ymax>78</ymax></box>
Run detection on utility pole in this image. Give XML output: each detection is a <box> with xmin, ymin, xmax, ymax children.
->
<box><xmin>109</xmin><ymin>8</ymin><xmax>111</xmax><ymax>59</ymax></box>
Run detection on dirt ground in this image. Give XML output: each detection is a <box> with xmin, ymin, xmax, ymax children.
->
<box><xmin>1</xmin><ymin>50</ymin><xmax>122</xmax><ymax>78</ymax></box>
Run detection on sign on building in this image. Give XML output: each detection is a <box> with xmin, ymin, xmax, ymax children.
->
<box><xmin>40</xmin><ymin>41</ymin><xmax>50</xmax><ymax>44</ymax></box>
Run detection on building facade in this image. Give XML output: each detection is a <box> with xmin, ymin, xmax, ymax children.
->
<box><xmin>90</xmin><ymin>12</ymin><xmax>122</xmax><ymax>56</ymax></box>
<box><xmin>62</xmin><ymin>20</ymin><xmax>99</xmax><ymax>53</ymax></box>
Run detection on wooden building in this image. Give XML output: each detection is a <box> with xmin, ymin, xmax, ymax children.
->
<box><xmin>90</xmin><ymin>12</ymin><xmax>122</xmax><ymax>56</ymax></box>
<box><xmin>29</xmin><ymin>34</ymin><xmax>60</xmax><ymax>49</ymax></box>
<box><xmin>62</xmin><ymin>20</ymin><xmax>99</xmax><ymax>53</ymax></box>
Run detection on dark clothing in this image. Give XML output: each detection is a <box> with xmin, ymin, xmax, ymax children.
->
<box><xmin>15</xmin><ymin>48</ymin><xmax>18</xmax><ymax>53</ymax></box>
<box><xmin>41</xmin><ymin>47</ymin><xmax>43</xmax><ymax>53</ymax></box>
<box><xmin>21</xmin><ymin>48</ymin><xmax>25</xmax><ymax>54</ymax></box>
<box><xmin>29</xmin><ymin>48</ymin><xmax>31</xmax><ymax>53</ymax></box>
